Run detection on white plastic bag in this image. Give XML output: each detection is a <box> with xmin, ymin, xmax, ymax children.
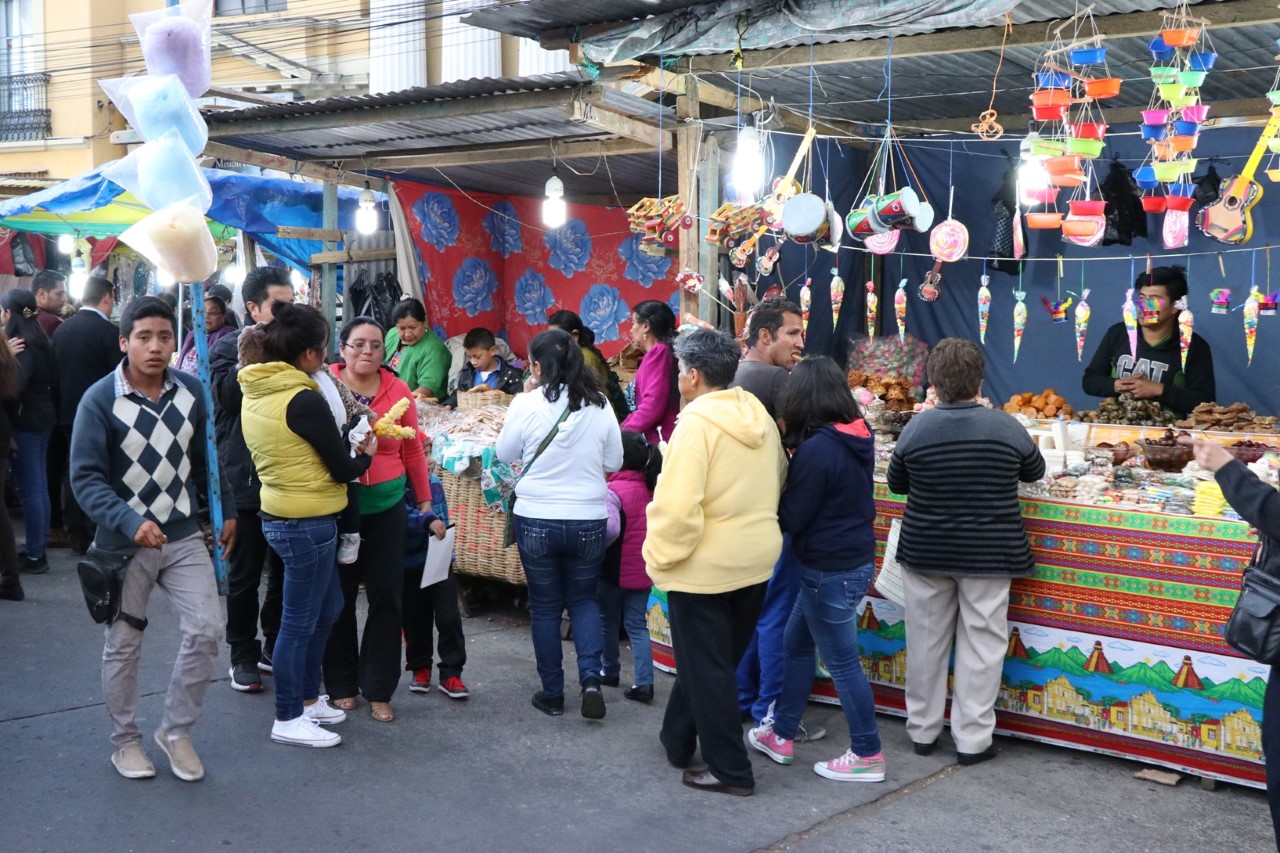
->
<box><xmin>102</xmin><ymin>131</ymin><xmax>212</xmax><ymax>213</ymax></box>
<box><xmin>99</xmin><ymin>74</ymin><xmax>207</xmax><ymax>157</ymax></box>
<box><xmin>119</xmin><ymin>202</ymin><xmax>218</xmax><ymax>283</ymax></box>
<box><xmin>130</xmin><ymin>0</ymin><xmax>212</xmax><ymax>99</ymax></box>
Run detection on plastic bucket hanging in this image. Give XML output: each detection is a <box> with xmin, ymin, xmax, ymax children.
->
<box><xmin>1068</xmin><ymin>199</ymin><xmax>1106</xmax><ymax>217</ymax></box>
<box><xmin>1141</xmin><ymin>123</ymin><xmax>1168</xmax><ymax>142</ymax></box>
<box><xmin>1268</xmin><ymin>138</ymin><xmax>1280</xmax><ymax>155</ymax></box>
<box><xmin>1165</xmin><ymin>194</ymin><xmax>1196</xmax><ymax>212</ymax></box>
<box><xmin>1267</xmin><ymin>169</ymin><xmax>1280</xmax><ymax>183</ymax></box>
<box><xmin>1168</xmin><ymin>183</ymin><xmax>1196</xmax><ymax>198</ymax></box>
<box><xmin>1066</xmin><ymin>138</ymin><xmax>1105</xmax><ymax>158</ymax></box>
<box><xmin>1069</xmin><ymin>122</ymin><xmax>1108</xmax><ymax>140</ymax></box>
<box><xmin>1168</xmin><ymin>92</ymin><xmax>1199</xmax><ymax>109</ymax></box>
<box><xmin>1171</xmin><ymin>134</ymin><xmax>1198</xmax><ymax>153</ymax></box>
<box><xmin>1026</xmin><ymin>212</ymin><xmax>1064</xmax><ymax>228</ymax></box>
<box><xmin>1032</xmin><ymin>89</ymin><xmax>1073</xmax><ymax>107</ymax></box>
<box><xmin>1048</xmin><ymin>172</ymin><xmax>1087</xmax><ymax>188</ymax></box>
<box><xmin>1188</xmin><ymin>52</ymin><xmax>1218</xmax><ymax>71</ymax></box>
<box><xmin>1180</xmin><ymin>104</ymin><xmax>1211</xmax><ymax>122</ymax></box>
<box><xmin>1070</xmin><ymin>46</ymin><xmax>1107</xmax><ymax>65</ymax></box>
<box><xmin>1142</xmin><ymin>108</ymin><xmax>1172</xmax><ymax>124</ymax></box>
<box><xmin>1173</xmin><ymin>120</ymin><xmax>1200</xmax><ymax>137</ymax></box>
<box><xmin>1036</xmin><ymin>70</ymin><xmax>1074</xmax><ymax>89</ymax></box>
<box><xmin>1134</xmin><ymin>165</ymin><xmax>1158</xmax><ymax>183</ymax></box>
<box><xmin>1152</xmin><ymin>161</ymin><xmax>1183</xmax><ymax>182</ymax></box>
<box><xmin>1061</xmin><ymin>218</ymin><xmax>1101</xmax><ymax>237</ymax></box>
<box><xmin>1150</xmin><ymin>67</ymin><xmax>1180</xmax><ymax>84</ymax></box>
<box><xmin>1161</xmin><ymin>28</ymin><xmax>1201</xmax><ymax>48</ymax></box>
<box><xmin>1158</xmin><ymin>83</ymin><xmax>1188</xmax><ymax>101</ymax></box>
<box><xmin>1084</xmin><ymin>77</ymin><xmax>1122</xmax><ymax>99</ymax></box>
<box><xmin>1179</xmin><ymin>70</ymin><xmax>1208</xmax><ymax>88</ymax></box>
<box><xmin>1141</xmin><ymin>196</ymin><xmax>1168</xmax><ymax>213</ymax></box>
<box><xmin>1026</xmin><ymin>187</ymin><xmax>1060</xmax><ymax>205</ymax></box>
<box><xmin>1031</xmin><ymin>139</ymin><xmax>1067</xmax><ymax>157</ymax></box>
<box><xmin>1031</xmin><ymin>105</ymin><xmax>1069</xmax><ymax>121</ymax></box>
<box><xmin>1045</xmin><ymin>155</ymin><xmax>1083</xmax><ymax>174</ymax></box>
<box><xmin>1149</xmin><ymin>36</ymin><xmax>1175</xmax><ymax>61</ymax></box>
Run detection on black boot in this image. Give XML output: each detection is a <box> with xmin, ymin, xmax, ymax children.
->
<box><xmin>624</xmin><ymin>684</ymin><xmax>654</xmax><ymax>703</ymax></box>
<box><xmin>0</xmin><ymin>581</ymin><xmax>24</xmax><ymax>601</ymax></box>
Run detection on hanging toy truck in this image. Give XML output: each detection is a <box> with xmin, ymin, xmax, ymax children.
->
<box><xmin>627</xmin><ymin>195</ymin><xmax>695</xmax><ymax>246</ymax></box>
<box><xmin>706</xmin><ymin>202</ymin><xmax>776</xmax><ymax>250</ymax></box>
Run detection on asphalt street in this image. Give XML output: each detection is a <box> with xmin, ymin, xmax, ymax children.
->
<box><xmin>1</xmin><ymin>546</ymin><xmax>1273</xmax><ymax>853</ymax></box>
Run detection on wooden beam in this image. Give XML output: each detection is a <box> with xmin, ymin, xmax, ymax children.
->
<box><xmin>311</xmin><ymin>247</ymin><xmax>399</xmax><ymax>264</ymax></box>
<box><xmin>206</xmin><ymin>85</ymin><xmax>606</xmax><ymax>139</ymax></box>
<box><xmin>909</xmin><ymin>97</ymin><xmax>1276</xmax><ymax>135</ymax></box>
<box><xmin>677</xmin><ymin>0</ymin><xmax>1280</xmax><ymax>74</ymax></box>
<box><xmin>677</xmin><ymin>81</ymin><xmax>701</xmax><ymax>323</ymax></box>
<box><xmin>360</xmin><ymin>137</ymin><xmax>661</xmax><ymax>169</ymax></box>
<box><xmin>203</xmin><ymin>141</ymin><xmax>369</xmax><ymax>189</ymax></box>
<box><xmin>278</xmin><ymin>226</ymin><xmax>345</xmax><ymax>242</ymax></box>
<box><xmin>567</xmin><ymin>101</ymin><xmax>672</xmax><ymax>150</ymax></box>
<box><xmin>697</xmin><ymin>134</ymin><xmax>721</xmax><ymax>325</ymax></box>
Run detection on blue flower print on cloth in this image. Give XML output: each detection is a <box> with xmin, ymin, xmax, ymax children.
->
<box><xmin>544</xmin><ymin>218</ymin><xmax>592</xmax><ymax>277</ymax></box>
<box><xmin>413</xmin><ymin>192</ymin><xmax>460</xmax><ymax>252</ymax></box>
<box><xmin>667</xmin><ymin>289</ymin><xmax>682</xmax><ymax>319</ymax></box>
<box><xmin>483</xmin><ymin>201</ymin><xmax>523</xmax><ymax>258</ymax></box>
<box><xmin>618</xmin><ymin>234</ymin><xmax>672</xmax><ymax>287</ymax></box>
<box><xmin>416</xmin><ymin>252</ymin><xmax>431</xmax><ymax>285</ymax></box>
<box><xmin>580</xmin><ymin>284</ymin><xmax>630</xmax><ymax>343</ymax></box>
<box><xmin>514</xmin><ymin>269</ymin><xmax>556</xmax><ymax>326</ymax></box>
<box><xmin>453</xmin><ymin>257</ymin><xmax>498</xmax><ymax>317</ymax></box>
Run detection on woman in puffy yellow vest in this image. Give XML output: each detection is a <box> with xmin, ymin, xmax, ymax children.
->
<box><xmin>238</xmin><ymin>303</ymin><xmax>374</xmax><ymax>749</ymax></box>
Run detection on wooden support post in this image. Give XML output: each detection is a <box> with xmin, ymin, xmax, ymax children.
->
<box><xmin>677</xmin><ymin>80</ymin><xmax>701</xmax><ymax>324</ymax></box>
<box><xmin>321</xmin><ymin>181</ymin><xmax>339</xmax><ymax>354</ymax></box>
<box><xmin>697</xmin><ymin>135</ymin><xmax>720</xmax><ymax>326</ymax></box>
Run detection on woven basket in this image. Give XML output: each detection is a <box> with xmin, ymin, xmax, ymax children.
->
<box><xmin>438</xmin><ymin>470</ymin><xmax>525</xmax><ymax>584</ymax></box>
<box><xmin>457</xmin><ymin>389</ymin><xmax>513</xmax><ymax>410</ymax></box>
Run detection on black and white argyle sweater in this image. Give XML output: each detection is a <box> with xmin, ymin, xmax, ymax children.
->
<box><xmin>70</xmin><ymin>361</ymin><xmax>236</xmax><ymax>550</ymax></box>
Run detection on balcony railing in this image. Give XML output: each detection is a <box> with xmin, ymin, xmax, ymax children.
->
<box><xmin>0</xmin><ymin>72</ymin><xmax>52</xmax><ymax>143</ymax></box>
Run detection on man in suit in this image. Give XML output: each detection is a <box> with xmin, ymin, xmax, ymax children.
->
<box><xmin>52</xmin><ymin>275</ymin><xmax>120</xmax><ymax>554</ymax></box>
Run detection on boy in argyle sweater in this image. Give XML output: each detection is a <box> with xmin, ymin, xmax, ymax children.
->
<box><xmin>71</xmin><ymin>297</ymin><xmax>237</xmax><ymax>783</ymax></box>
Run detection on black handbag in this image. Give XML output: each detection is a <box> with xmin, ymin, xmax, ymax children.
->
<box><xmin>76</xmin><ymin>545</ymin><xmax>148</xmax><ymax>631</ymax></box>
<box><xmin>1224</xmin><ymin>563</ymin><xmax>1280</xmax><ymax>664</ymax></box>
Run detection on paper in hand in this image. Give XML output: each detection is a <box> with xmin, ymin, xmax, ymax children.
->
<box><xmin>421</xmin><ymin>525</ymin><xmax>456</xmax><ymax>588</ymax></box>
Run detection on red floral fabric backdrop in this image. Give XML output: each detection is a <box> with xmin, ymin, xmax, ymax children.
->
<box><xmin>393</xmin><ymin>181</ymin><xmax>679</xmax><ymax>358</ymax></box>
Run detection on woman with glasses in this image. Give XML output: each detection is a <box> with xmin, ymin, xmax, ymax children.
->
<box><xmin>323</xmin><ymin>316</ymin><xmax>434</xmax><ymax>723</ymax></box>
<box><xmin>177</xmin><ymin>295</ymin><xmax>233</xmax><ymax>376</ymax></box>
<box><xmin>383</xmin><ymin>298</ymin><xmax>450</xmax><ymax>401</ymax></box>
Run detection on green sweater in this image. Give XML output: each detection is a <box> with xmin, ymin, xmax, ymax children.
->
<box><xmin>384</xmin><ymin>327</ymin><xmax>451</xmax><ymax>399</ymax></box>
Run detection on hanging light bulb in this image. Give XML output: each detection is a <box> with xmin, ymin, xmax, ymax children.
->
<box><xmin>222</xmin><ymin>262</ymin><xmax>246</xmax><ymax>287</ymax></box>
<box><xmin>543</xmin><ymin>171</ymin><xmax>567</xmax><ymax>229</ymax></box>
<box><xmin>290</xmin><ymin>268</ymin><xmax>307</xmax><ymax>290</ymax></box>
<box><xmin>69</xmin><ymin>251</ymin><xmax>89</xmax><ymax>301</ymax></box>
<box><xmin>57</xmin><ymin>233</ymin><xmax>76</xmax><ymax>255</ymax></box>
<box><xmin>1017</xmin><ymin>157</ymin><xmax>1051</xmax><ymax>206</ymax></box>
<box><xmin>732</xmin><ymin>125</ymin><xmax>766</xmax><ymax>202</ymax></box>
<box><xmin>355</xmin><ymin>181</ymin><xmax>379</xmax><ymax>235</ymax></box>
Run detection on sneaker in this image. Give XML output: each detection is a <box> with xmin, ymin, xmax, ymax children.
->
<box><xmin>229</xmin><ymin>664</ymin><xmax>263</xmax><ymax>693</ymax></box>
<box><xmin>409</xmin><ymin>669</ymin><xmax>432</xmax><ymax>693</ymax></box>
<box><xmin>532</xmin><ymin>690</ymin><xmax>564</xmax><ymax>716</ymax></box>
<box><xmin>271</xmin><ymin>716</ymin><xmax>341</xmax><ymax>748</ymax></box>
<box><xmin>303</xmin><ymin>695</ymin><xmax>347</xmax><ymax>725</ymax></box>
<box><xmin>337</xmin><ymin>533</ymin><xmax>361</xmax><ymax>565</ymax></box>
<box><xmin>749</xmin><ymin>724</ymin><xmax>794</xmax><ymax>765</ymax></box>
<box><xmin>795</xmin><ymin>721</ymin><xmax>828</xmax><ymax>742</ymax></box>
<box><xmin>439</xmin><ymin>676</ymin><xmax>470</xmax><ymax>700</ymax></box>
<box><xmin>153</xmin><ymin>730</ymin><xmax>205</xmax><ymax>782</ymax></box>
<box><xmin>111</xmin><ymin>743</ymin><xmax>156</xmax><ymax>779</ymax></box>
<box><xmin>258</xmin><ymin>648</ymin><xmax>273</xmax><ymax>675</ymax></box>
<box><xmin>581</xmin><ymin>680</ymin><xmax>606</xmax><ymax>720</ymax></box>
<box><xmin>624</xmin><ymin>684</ymin><xmax>654</xmax><ymax>703</ymax></box>
<box><xmin>813</xmin><ymin>749</ymin><xmax>886</xmax><ymax>783</ymax></box>
<box><xmin>20</xmin><ymin>555</ymin><xmax>47</xmax><ymax>575</ymax></box>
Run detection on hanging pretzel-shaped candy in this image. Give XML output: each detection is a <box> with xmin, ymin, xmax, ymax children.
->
<box><xmin>971</xmin><ymin>109</ymin><xmax>1004</xmax><ymax>141</ymax></box>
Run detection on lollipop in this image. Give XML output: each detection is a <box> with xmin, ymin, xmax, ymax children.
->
<box><xmin>1175</xmin><ymin>296</ymin><xmax>1194</xmax><ymax>371</ymax></box>
<box><xmin>830</xmin><ymin>272</ymin><xmax>845</xmax><ymax>326</ymax></box>
<box><xmin>1074</xmin><ymin>288</ymin><xmax>1091</xmax><ymax>362</ymax></box>
<box><xmin>929</xmin><ymin>217</ymin><xmax>969</xmax><ymax>263</ymax></box>
<box><xmin>894</xmin><ymin>278</ymin><xmax>908</xmax><ymax>344</ymax></box>
<box><xmin>1122</xmin><ymin>288</ymin><xmax>1138</xmax><ymax>360</ymax></box>
<box><xmin>1245</xmin><ymin>290</ymin><xmax>1260</xmax><ymax>366</ymax></box>
<box><xmin>865</xmin><ymin>229</ymin><xmax>899</xmax><ymax>256</ymax></box>
<box><xmin>799</xmin><ymin>280</ymin><xmax>812</xmax><ymax>330</ymax></box>
<box><xmin>1163</xmin><ymin>206</ymin><xmax>1189</xmax><ymax>250</ymax></box>
<box><xmin>977</xmin><ymin>276</ymin><xmax>992</xmax><ymax>344</ymax></box>
<box><xmin>1013</xmin><ymin>291</ymin><xmax>1028</xmax><ymax>364</ymax></box>
<box><xmin>865</xmin><ymin>281</ymin><xmax>879</xmax><ymax>342</ymax></box>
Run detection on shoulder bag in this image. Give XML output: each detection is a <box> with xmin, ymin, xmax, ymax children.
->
<box><xmin>502</xmin><ymin>404</ymin><xmax>572</xmax><ymax>549</ymax></box>
<box><xmin>1224</xmin><ymin>544</ymin><xmax>1280</xmax><ymax>664</ymax></box>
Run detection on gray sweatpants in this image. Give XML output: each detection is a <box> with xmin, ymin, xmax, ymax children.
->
<box><xmin>102</xmin><ymin>533</ymin><xmax>223</xmax><ymax>749</ymax></box>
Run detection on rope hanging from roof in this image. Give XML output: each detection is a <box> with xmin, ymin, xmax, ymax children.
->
<box><xmin>972</xmin><ymin>12</ymin><xmax>1013</xmax><ymax>140</ymax></box>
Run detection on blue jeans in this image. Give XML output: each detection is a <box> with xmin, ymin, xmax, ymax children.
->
<box><xmin>737</xmin><ymin>535</ymin><xmax>800</xmax><ymax>723</ymax></box>
<box><xmin>515</xmin><ymin>515</ymin><xmax>605</xmax><ymax>697</ymax></box>
<box><xmin>598</xmin><ymin>579</ymin><xmax>653</xmax><ymax>687</ymax></box>
<box><xmin>773</xmin><ymin>563</ymin><xmax>882</xmax><ymax>757</ymax></box>
<box><xmin>264</xmin><ymin>516</ymin><xmax>343</xmax><ymax>722</ymax></box>
<box><xmin>12</xmin><ymin>429</ymin><xmax>52</xmax><ymax>560</ymax></box>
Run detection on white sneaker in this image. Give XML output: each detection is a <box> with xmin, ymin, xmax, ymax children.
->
<box><xmin>337</xmin><ymin>533</ymin><xmax>361</xmax><ymax>565</ymax></box>
<box><xmin>271</xmin><ymin>716</ymin><xmax>342</xmax><ymax>748</ymax></box>
<box><xmin>303</xmin><ymin>695</ymin><xmax>347</xmax><ymax>725</ymax></box>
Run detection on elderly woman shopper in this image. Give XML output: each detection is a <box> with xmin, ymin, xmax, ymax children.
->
<box><xmin>326</xmin><ymin>316</ymin><xmax>434</xmax><ymax>723</ymax></box>
<box><xmin>177</xmin><ymin>294</ymin><xmax>233</xmax><ymax>375</ymax></box>
<box><xmin>646</xmin><ymin>328</ymin><xmax>787</xmax><ymax>797</ymax></box>
<box><xmin>886</xmin><ymin>338</ymin><xmax>1044</xmax><ymax>765</ymax></box>
<box><xmin>384</xmin><ymin>298</ymin><xmax>450</xmax><ymax>400</ymax></box>
<box><xmin>621</xmin><ymin>300</ymin><xmax>678</xmax><ymax>445</ymax></box>
<box><xmin>496</xmin><ymin>329</ymin><xmax>623</xmax><ymax>720</ymax></box>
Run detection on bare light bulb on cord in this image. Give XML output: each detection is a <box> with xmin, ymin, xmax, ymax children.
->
<box><xmin>356</xmin><ymin>182</ymin><xmax>379</xmax><ymax>235</ymax></box>
<box><xmin>69</xmin><ymin>251</ymin><xmax>89</xmax><ymax>301</ymax></box>
<box><xmin>543</xmin><ymin>172</ymin><xmax>567</xmax><ymax>229</ymax></box>
<box><xmin>732</xmin><ymin>125</ymin><xmax>766</xmax><ymax>202</ymax></box>
<box><xmin>57</xmin><ymin>233</ymin><xmax>76</xmax><ymax>255</ymax></box>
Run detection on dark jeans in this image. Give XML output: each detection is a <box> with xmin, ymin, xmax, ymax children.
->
<box><xmin>737</xmin><ymin>535</ymin><xmax>799</xmax><ymax>723</ymax></box>
<box><xmin>1265</xmin><ymin>671</ymin><xmax>1280</xmax><ymax>851</ymax></box>
<box><xmin>403</xmin><ymin>565</ymin><xmax>466</xmax><ymax>679</ymax></box>
<box><xmin>225</xmin><ymin>511</ymin><xmax>285</xmax><ymax>668</ymax></box>
<box><xmin>46</xmin><ymin>424</ymin><xmax>66</xmax><ymax>530</ymax></box>
<box><xmin>514</xmin><ymin>515</ymin><xmax>605</xmax><ymax>697</ymax></box>
<box><xmin>598</xmin><ymin>579</ymin><xmax>653</xmax><ymax>687</ymax></box>
<box><xmin>773</xmin><ymin>564</ymin><xmax>881</xmax><ymax>756</ymax></box>
<box><xmin>264</xmin><ymin>516</ymin><xmax>343</xmax><ymax>722</ymax></box>
<box><xmin>325</xmin><ymin>502</ymin><xmax>406</xmax><ymax>703</ymax></box>
<box><xmin>661</xmin><ymin>583</ymin><xmax>767</xmax><ymax>790</ymax></box>
<box><xmin>12</xmin><ymin>428</ymin><xmax>51</xmax><ymax>560</ymax></box>
<box><xmin>60</xmin><ymin>426</ymin><xmax>93</xmax><ymax>551</ymax></box>
<box><xmin>0</xmin><ymin>465</ymin><xmax>21</xmax><ymax>588</ymax></box>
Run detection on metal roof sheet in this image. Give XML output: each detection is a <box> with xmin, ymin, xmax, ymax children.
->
<box><xmin>393</xmin><ymin>151</ymin><xmax>678</xmax><ymax>201</ymax></box>
<box><xmin>463</xmin><ymin>0</ymin><xmax>709</xmax><ymax>40</ymax></box>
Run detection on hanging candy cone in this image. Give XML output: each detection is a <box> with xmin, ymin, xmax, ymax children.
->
<box><xmin>1245</xmin><ymin>290</ymin><xmax>1260</xmax><ymax>365</ymax></box>
<box><xmin>1122</xmin><ymin>288</ymin><xmax>1138</xmax><ymax>360</ymax></box>
<box><xmin>1075</xmin><ymin>289</ymin><xmax>1091</xmax><ymax>361</ymax></box>
<box><xmin>799</xmin><ymin>280</ymin><xmax>812</xmax><ymax>330</ymax></box>
<box><xmin>1013</xmin><ymin>291</ymin><xmax>1027</xmax><ymax>363</ymax></box>
<box><xmin>865</xmin><ymin>281</ymin><xmax>879</xmax><ymax>343</ymax></box>
<box><xmin>1175</xmin><ymin>296</ymin><xmax>1194</xmax><ymax>371</ymax></box>
<box><xmin>894</xmin><ymin>279</ymin><xmax>908</xmax><ymax>345</ymax></box>
<box><xmin>830</xmin><ymin>272</ymin><xmax>845</xmax><ymax>326</ymax></box>
<box><xmin>978</xmin><ymin>275</ymin><xmax>992</xmax><ymax>344</ymax></box>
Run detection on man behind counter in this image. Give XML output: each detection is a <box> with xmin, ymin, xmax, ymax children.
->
<box><xmin>1081</xmin><ymin>265</ymin><xmax>1215</xmax><ymax>417</ymax></box>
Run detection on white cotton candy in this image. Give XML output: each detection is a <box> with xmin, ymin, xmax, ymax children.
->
<box><xmin>120</xmin><ymin>202</ymin><xmax>218</xmax><ymax>283</ymax></box>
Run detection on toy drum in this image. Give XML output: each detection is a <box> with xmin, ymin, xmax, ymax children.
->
<box><xmin>845</xmin><ymin>208</ymin><xmax>879</xmax><ymax>236</ymax></box>
<box><xmin>867</xmin><ymin>187</ymin><xmax>920</xmax><ymax>230</ymax></box>
<box><xmin>782</xmin><ymin>193</ymin><xmax>830</xmax><ymax>244</ymax></box>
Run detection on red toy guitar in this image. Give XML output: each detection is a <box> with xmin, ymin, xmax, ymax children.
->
<box><xmin>1197</xmin><ymin>107</ymin><xmax>1280</xmax><ymax>245</ymax></box>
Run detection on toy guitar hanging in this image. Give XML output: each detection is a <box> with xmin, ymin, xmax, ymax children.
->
<box><xmin>1197</xmin><ymin>107</ymin><xmax>1280</xmax><ymax>245</ymax></box>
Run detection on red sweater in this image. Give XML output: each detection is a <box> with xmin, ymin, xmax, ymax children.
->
<box><xmin>608</xmin><ymin>469</ymin><xmax>653</xmax><ymax>590</ymax></box>
<box><xmin>330</xmin><ymin>364</ymin><xmax>432</xmax><ymax>498</ymax></box>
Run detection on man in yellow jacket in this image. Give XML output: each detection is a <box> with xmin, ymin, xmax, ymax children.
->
<box><xmin>646</xmin><ymin>328</ymin><xmax>787</xmax><ymax>798</ymax></box>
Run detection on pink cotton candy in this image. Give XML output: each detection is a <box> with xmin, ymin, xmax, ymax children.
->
<box><xmin>141</xmin><ymin>16</ymin><xmax>210</xmax><ymax>99</ymax></box>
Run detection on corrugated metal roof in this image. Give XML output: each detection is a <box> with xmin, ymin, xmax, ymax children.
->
<box><xmin>464</xmin><ymin>0</ymin><xmax>709</xmax><ymax>40</ymax></box>
<box><xmin>396</xmin><ymin>151</ymin><xmax>678</xmax><ymax>201</ymax></box>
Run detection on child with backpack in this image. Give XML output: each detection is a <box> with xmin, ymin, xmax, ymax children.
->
<box><xmin>598</xmin><ymin>430</ymin><xmax>663</xmax><ymax>702</ymax></box>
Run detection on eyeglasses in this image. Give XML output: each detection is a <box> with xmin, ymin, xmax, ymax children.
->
<box><xmin>343</xmin><ymin>341</ymin><xmax>383</xmax><ymax>352</ymax></box>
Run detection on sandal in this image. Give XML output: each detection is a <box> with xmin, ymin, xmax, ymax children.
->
<box><xmin>370</xmin><ymin>701</ymin><xmax>395</xmax><ymax>722</ymax></box>
<box><xmin>331</xmin><ymin>696</ymin><xmax>358</xmax><ymax>711</ymax></box>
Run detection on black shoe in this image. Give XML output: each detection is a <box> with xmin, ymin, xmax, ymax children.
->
<box><xmin>913</xmin><ymin>739</ymin><xmax>939</xmax><ymax>756</ymax></box>
<box><xmin>957</xmin><ymin>745</ymin><xmax>998</xmax><ymax>766</ymax></box>
<box><xmin>599</xmin><ymin>674</ymin><xmax>620</xmax><ymax>688</ymax></box>
<box><xmin>681</xmin><ymin>769</ymin><xmax>753</xmax><ymax>797</ymax></box>
<box><xmin>532</xmin><ymin>691</ymin><xmax>564</xmax><ymax>716</ymax></box>
<box><xmin>624</xmin><ymin>684</ymin><xmax>654</xmax><ymax>703</ymax></box>
<box><xmin>0</xmin><ymin>582</ymin><xmax>25</xmax><ymax>601</ymax></box>
<box><xmin>229</xmin><ymin>664</ymin><xmax>264</xmax><ymax>693</ymax></box>
<box><xmin>581</xmin><ymin>680</ymin><xmax>606</xmax><ymax>720</ymax></box>
<box><xmin>20</xmin><ymin>555</ymin><xmax>47</xmax><ymax>575</ymax></box>
<box><xmin>258</xmin><ymin>648</ymin><xmax>274</xmax><ymax>675</ymax></box>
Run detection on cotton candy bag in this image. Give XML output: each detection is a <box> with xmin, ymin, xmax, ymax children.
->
<box><xmin>101</xmin><ymin>130</ymin><xmax>212</xmax><ymax>214</ymax></box>
<box><xmin>130</xmin><ymin>0</ymin><xmax>212</xmax><ymax>99</ymax></box>
<box><xmin>119</xmin><ymin>201</ymin><xmax>218</xmax><ymax>283</ymax></box>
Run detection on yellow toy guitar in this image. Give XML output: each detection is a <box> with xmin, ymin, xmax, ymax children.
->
<box><xmin>1197</xmin><ymin>107</ymin><xmax>1280</xmax><ymax>245</ymax></box>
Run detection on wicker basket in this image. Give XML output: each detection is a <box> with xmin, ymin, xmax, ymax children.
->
<box><xmin>456</xmin><ymin>389</ymin><xmax>513</xmax><ymax>410</ymax></box>
<box><xmin>438</xmin><ymin>470</ymin><xmax>525</xmax><ymax>584</ymax></box>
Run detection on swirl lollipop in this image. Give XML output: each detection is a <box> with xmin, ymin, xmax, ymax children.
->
<box><xmin>929</xmin><ymin>217</ymin><xmax>969</xmax><ymax>263</ymax></box>
<box><xmin>866</xmin><ymin>281</ymin><xmax>879</xmax><ymax>342</ymax></box>
<box><xmin>1013</xmin><ymin>291</ymin><xmax>1028</xmax><ymax>364</ymax></box>
<box><xmin>865</xmin><ymin>229</ymin><xmax>899</xmax><ymax>256</ymax></box>
<box><xmin>977</xmin><ymin>275</ymin><xmax>991</xmax><ymax>344</ymax></box>
<box><xmin>1122</xmin><ymin>288</ymin><xmax>1138</xmax><ymax>360</ymax></box>
<box><xmin>894</xmin><ymin>278</ymin><xmax>908</xmax><ymax>344</ymax></box>
<box><xmin>1074</xmin><ymin>289</ymin><xmax>1091</xmax><ymax>362</ymax></box>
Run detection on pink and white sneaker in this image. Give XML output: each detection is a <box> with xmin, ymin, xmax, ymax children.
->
<box><xmin>748</xmin><ymin>724</ymin><xmax>794</xmax><ymax>765</ymax></box>
<box><xmin>813</xmin><ymin>749</ymin><xmax>886</xmax><ymax>782</ymax></box>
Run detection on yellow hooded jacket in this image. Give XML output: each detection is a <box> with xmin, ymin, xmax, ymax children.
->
<box><xmin>644</xmin><ymin>387</ymin><xmax>787</xmax><ymax>594</ymax></box>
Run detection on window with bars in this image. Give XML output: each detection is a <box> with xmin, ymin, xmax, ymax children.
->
<box><xmin>215</xmin><ymin>0</ymin><xmax>287</xmax><ymax>15</ymax></box>
<box><xmin>0</xmin><ymin>0</ymin><xmax>50</xmax><ymax>142</ymax></box>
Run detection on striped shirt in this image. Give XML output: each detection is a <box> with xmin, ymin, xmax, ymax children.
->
<box><xmin>886</xmin><ymin>402</ymin><xmax>1045</xmax><ymax>578</ymax></box>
